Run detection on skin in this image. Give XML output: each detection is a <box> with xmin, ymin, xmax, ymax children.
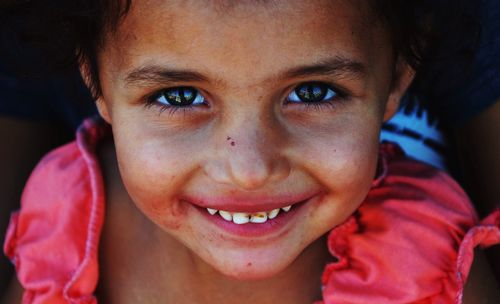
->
<box><xmin>91</xmin><ymin>0</ymin><xmax>411</xmax><ymax>302</ymax></box>
<box><xmin>2</xmin><ymin>1</ymin><xmax>498</xmax><ymax>303</ymax></box>
<box><xmin>96</xmin><ymin>0</ymin><xmax>408</xmax><ymax>280</ymax></box>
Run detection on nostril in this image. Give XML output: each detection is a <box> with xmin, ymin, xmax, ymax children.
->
<box><xmin>266</xmin><ymin>157</ymin><xmax>291</xmax><ymax>184</ymax></box>
<box><xmin>203</xmin><ymin>160</ymin><xmax>234</xmax><ymax>185</ymax></box>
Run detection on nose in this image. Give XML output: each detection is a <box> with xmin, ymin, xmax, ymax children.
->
<box><xmin>204</xmin><ymin>113</ymin><xmax>291</xmax><ymax>190</ymax></box>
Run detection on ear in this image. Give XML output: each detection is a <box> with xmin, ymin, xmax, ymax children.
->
<box><xmin>79</xmin><ymin>60</ymin><xmax>112</xmax><ymax>124</ymax></box>
<box><xmin>95</xmin><ymin>98</ymin><xmax>112</xmax><ymax>124</ymax></box>
<box><xmin>383</xmin><ymin>59</ymin><xmax>415</xmax><ymax>122</ymax></box>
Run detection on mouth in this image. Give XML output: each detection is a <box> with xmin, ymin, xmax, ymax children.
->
<box><xmin>187</xmin><ymin>193</ymin><xmax>321</xmax><ymax>239</ymax></box>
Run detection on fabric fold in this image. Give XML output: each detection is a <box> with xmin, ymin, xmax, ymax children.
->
<box><xmin>3</xmin><ymin>116</ymin><xmax>107</xmax><ymax>304</ymax></box>
<box><xmin>4</xmin><ymin>117</ymin><xmax>500</xmax><ymax>303</ymax></box>
<box><xmin>320</xmin><ymin>146</ymin><xmax>499</xmax><ymax>304</ymax></box>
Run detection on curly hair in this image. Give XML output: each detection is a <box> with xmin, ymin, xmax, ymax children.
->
<box><xmin>0</xmin><ymin>0</ymin><xmax>480</xmax><ymax>107</ymax></box>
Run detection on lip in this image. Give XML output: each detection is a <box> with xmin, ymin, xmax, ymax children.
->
<box><xmin>189</xmin><ymin>193</ymin><xmax>323</xmax><ymax>239</ymax></box>
<box><xmin>182</xmin><ymin>190</ymin><xmax>321</xmax><ymax>213</ymax></box>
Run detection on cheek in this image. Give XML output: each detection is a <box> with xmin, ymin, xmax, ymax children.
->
<box><xmin>304</xmin><ymin>143</ymin><xmax>378</xmax><ymax>237</ymax></box>
<box><xmin>292</xmin><ymin>110</ymin><xmax>381</xmax><ymax>216</ymax></box>
<box><xmin>296</xmin><ymin>110</ymin><xmax>380</xmax><ymax>168</ymax></box>
<box><xmin>112</xmin><ymin>131</ymin><xmax>196</xmax><ymax>230</ymax></box>
<box><xmin>325</xmin><ymin>131</ymin><xmax>379</xmax><ymax>197</ymax></box>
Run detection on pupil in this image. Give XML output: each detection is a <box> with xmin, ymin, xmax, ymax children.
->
<box><xmin>296</xmin><ymin>84</ymin><xmax>327</xmax><ymax>102</ymax></box>
<box><xmin>166</xmin><ymin>87</ymin><xmax>196</xmax><ymax>106</ymax></box>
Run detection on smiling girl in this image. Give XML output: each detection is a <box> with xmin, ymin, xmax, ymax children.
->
<box><xmin>2</xmin><ymin>0</ymin><xmax>500</xmax><ymax>303</ymax></box>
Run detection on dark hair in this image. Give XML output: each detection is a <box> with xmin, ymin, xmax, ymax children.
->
<box><xmin>0</xmin><ymin>0</ymin><xmax>480</xmax><ymax>106</ymax></box>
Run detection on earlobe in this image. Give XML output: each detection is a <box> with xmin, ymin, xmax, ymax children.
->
<box><xmin>383</xmin><ymin>60</ymin><xmax>415</xmax><ymax>122</ymax></box>
<box><xmin>95</xmin><ymin>98</ymin><xmax>112</xmax><ymax>123</ymax></box>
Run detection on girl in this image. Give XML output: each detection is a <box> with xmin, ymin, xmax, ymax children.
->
<box><xmin>2</xmin><ymin>0</ymin><xmax>500</xmax><ymax>303</ymax></box>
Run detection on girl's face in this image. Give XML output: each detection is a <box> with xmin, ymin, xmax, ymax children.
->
<box><xmin>95</xmin><ymin>0</ymin><xmax>412</xmax><ymax>279</ymax></box>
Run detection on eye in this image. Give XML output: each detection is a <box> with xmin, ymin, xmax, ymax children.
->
<box><xmin>287</xmin><ymin>82</ymin><xmax>337</xmax><ymax>103</ymax></box>
<box><xmin>156</xmin><ymin>87</ymin><xmax>205</xmax><ymax>107</ymax></box>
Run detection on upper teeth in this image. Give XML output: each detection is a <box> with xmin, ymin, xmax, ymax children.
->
<box><xmin>206</xmin><ymin>205</ymin><xmax>292</xmax><ymax>224</ymax></box>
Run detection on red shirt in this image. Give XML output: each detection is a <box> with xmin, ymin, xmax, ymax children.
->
<box><xmin>4</xmin><ymin>117</ymin><xmax>500</xmax><ymax>303</ymax></box>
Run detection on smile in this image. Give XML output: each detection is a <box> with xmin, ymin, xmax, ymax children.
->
<box><xmin>186</xmin><ymin>192</ymin><xmax>322</xmax><ymax>238</ymax></box>
<box><xmin>206</xmin><ymin>205</ymin><xmax>293</xmax><ymax>224</ymax></box>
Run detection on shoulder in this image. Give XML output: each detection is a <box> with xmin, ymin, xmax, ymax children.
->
<box><xmin>6</xmin><ymin>130</ymin><xmax>97</xmax><ymax>240</ymax></box>
<box><xmin>4</xmin><ymin>139</ymin><xmax>89</xmax><ymax>259</ymax></box>
<box><xmin>12</xmin><ymin>116</ymin><xmax>109</xmax><ymax>221</ymax></box>
<box><xmin>322</xmin><ymin>143</ymin><xmax>500</xmax><ymax>303</ymax></box>
<box><xmin>3</xmin><ymin>117</ymin><xmax>108</xmax><ymax>303</ymax></box>
<box><xmin>365</xmin><ymin>146</ymin><xmax>480</xmax><ymax>267</ymax></box>
<box><xmin>369</xmin><ymin>143</ymin><xmax>478</xmax><ymax>228</ymax></box>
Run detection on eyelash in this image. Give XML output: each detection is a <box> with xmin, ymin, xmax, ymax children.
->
<box><xmin>145</xmin><ymin>88</ymin><xmax>206</xmax><ymax>116</ymax></box>
<box><xmin>284</xmin><ymin>82</ymin><xmax>348</xmax><ymax>112</ymax></box>
<box><xmin>144</xmin><ymin>82</ymin><xmax>348</xmax><ymax>115</ymax></box>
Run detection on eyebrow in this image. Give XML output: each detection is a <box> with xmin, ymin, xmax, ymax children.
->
<box><xmin>282</xmin><ymin>57</ymin><xmax>366</xmax><ymax>81</ymax></box>
<box><xmin>123</xmin><ymin>56</ymin><xmax>366</xmax><ymax>87</ymax></box>
<box><xmin>124</xmin><ymin>66</ymin><xmax>209</xmax><ymax>86</ymax></box>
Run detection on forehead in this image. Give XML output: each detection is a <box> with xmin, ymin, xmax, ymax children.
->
<box><xmin>100</xmin><ymin>0</ymin><xmax>389</xmax><ymax>87</ymax></box>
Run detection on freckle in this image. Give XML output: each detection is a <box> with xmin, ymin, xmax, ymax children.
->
<box><xmin>247</xmin><ymin>262</ymin><xmax>252</xmax><ymax>267</ymax></box>
<box><xmin>227</xmin><ymin>136</ymin><xmax>231</xmax><ymax>140</ymax></box>
<box><xmin>231</xmin><ymin>141</ymin><xmax>235</xmax><ymax>146</ymax></box>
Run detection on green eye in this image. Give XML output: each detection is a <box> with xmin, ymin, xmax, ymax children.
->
<box><xmin>288</xmin><ymin>82</ymin><xmax>337</xmax><ymax>103</ymax></box>
<box><xmin>157</xmin><ymin>87</ymin><xmax>205</xmax><ymax>106</ymax></box>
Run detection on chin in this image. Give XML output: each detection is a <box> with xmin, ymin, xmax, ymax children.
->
<box><xmin>205</xmin><ymin>245</ymin><xmax>301</xmax><ymax>281</ymax></box>
<box><xmin>215</xmin><ymin>260</ymin><xmax>290</xmax><ymax>281</ymax></box>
